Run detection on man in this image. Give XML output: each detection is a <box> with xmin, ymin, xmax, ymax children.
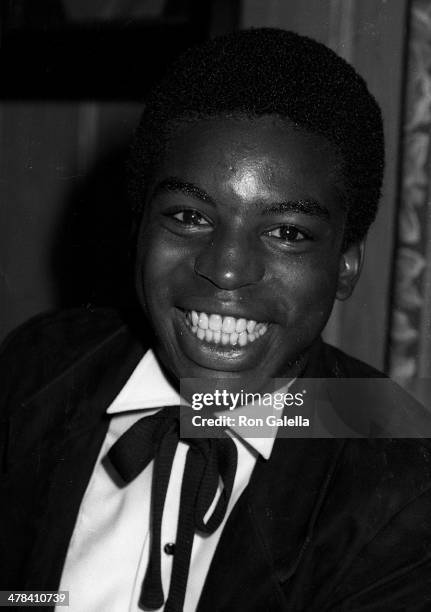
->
<box><xmin>1</xmin><ymin>28</ymin><xmax>431</xmax><ymax>611</ymax></box>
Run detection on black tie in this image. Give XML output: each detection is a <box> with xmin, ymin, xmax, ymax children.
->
<box><xmin>107</xmin><ymin>406</ymin><xmax>238</xmax><ymax>612</ymax></box>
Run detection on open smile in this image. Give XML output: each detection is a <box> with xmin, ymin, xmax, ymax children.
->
<box><xmin>171</xmin><ymin>306</ymin><xmax>276</xmax><ymax>373</ymax></box>
<box><xmin>185</xmin><ymin>310</ymin><xmax>268</xmax><ymax>347</ymax></box>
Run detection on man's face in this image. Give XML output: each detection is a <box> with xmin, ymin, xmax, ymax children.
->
<box><xmin>136</xmin><ymin>116</ymin><xmax>357</xmax><ymax>394</ymax></box>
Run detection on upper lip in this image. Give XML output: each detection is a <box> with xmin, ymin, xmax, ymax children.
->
<box><xmin>176</xmin><ymin>297</ymin><xmax>271</xmax><ymax>323</ymax></box>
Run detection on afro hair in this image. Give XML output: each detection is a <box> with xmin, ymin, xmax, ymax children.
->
<box><xmin>129</xmin><ymin>27</ymin><xmax>385</xmax><ymax>248</ymax></box>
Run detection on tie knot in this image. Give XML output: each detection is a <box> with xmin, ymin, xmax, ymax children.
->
<box><xmin>107</xmin><ymin>405</ymin><xmax>181</xmax><ymax>483</ymax></box>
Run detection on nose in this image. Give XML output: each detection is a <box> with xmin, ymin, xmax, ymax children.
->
<box><xmin>194</xmin><ymin>228</ymin><xmax>265</xmax><ymax>290</ymax></box>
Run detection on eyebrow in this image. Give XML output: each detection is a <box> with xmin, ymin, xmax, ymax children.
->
<box><xmin>151</xmin><ymin>177</ymin><xmax>215</xmax><ymax>206</ymax></box>
<box><xmin>152</xmin><ymin>177</ymin><xmax>330</xmax><ymax>221</ymax></box>
<box><xmin>262</xmin><ymin>200</ymin><xmax>330</xmax><ymax>221</ymax></box>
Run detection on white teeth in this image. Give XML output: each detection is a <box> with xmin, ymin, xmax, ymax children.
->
<box><xmin>185</xmin><ymin>310</ymin><xmax>269</xmax><ymax>346</ymax></box>
<box><xmin>222</xmin><ymin>317</ymin><xmax>236</xmax><ymax>333</ymax></box>
<box><xmin>236</xmin><ymin>318</ymin><xmax>247</xmax><ymax>333</ymax></box>
<box><xmin>238</xmin><ymin>332</ymin><xmax>247</xmax><ymax>347</ymax></box>
<box><xmin>198</xmin><ymin>312</ymin><xmax>208</xmax><ymax>330</ymax></box>
<box><xmin>209</xmin><ymin>314</ymin><xmax>222</xmax><ymax>331</ymax></box>
<box><xmin>246</xmin><ymin>320</ymin><xmax>256</xmax><ymax>333</ymax></box>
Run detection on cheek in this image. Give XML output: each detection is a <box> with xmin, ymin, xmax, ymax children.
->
<box><xmin>138</xmin><ymin>231</ymin><xmax>191</xmax><ymax>309</ymax></box>
<box><xmin>270</xmin><ymin>255</ymin><xmax>340</xmax><ymax>325</ymax></box>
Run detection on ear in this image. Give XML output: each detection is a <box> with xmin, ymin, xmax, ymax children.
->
<box><xmin>336</xmin><ymin>240</ymin><xmax>365</xmax><ymax>301</ymax></box>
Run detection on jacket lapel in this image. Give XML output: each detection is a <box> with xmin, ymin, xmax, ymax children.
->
<box><xmin>197</xmin><ymin>438</ymin><xmax>345</xmax><ymax>611</ymax></box>
<box><xmin>2</xmin><ymin>324</ymin><xmax>144</xmax><ymax>591</ymax></box>
<box><xmin>197</xmin><ymin>339</ymin><xmax>346</xmax><ymax>611</ymax></box>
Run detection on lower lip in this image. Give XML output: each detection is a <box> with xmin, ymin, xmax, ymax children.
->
<box><xmin>173</xmin><ymin>308</ymin><xmax>273</xmax><ymax>372</ymax></box>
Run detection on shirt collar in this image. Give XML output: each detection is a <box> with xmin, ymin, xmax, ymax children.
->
<box><xmin>107</xmin><ymin>349</ymin><xmax>281</xmax><ymax>460</ymax></box>
<box><xmin>107</xmin><ymin>349</ymin><xmax>181</xmax><ymax>412</ymax></box>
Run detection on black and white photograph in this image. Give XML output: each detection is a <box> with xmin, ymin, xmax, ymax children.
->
<box><xmin>1</xmin><ymin>1</ymin><xmax>431</xmax><ymax>610</ymax></box>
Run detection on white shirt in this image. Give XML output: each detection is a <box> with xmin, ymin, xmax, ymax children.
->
<box><xmin>58</xmin><ymin>350</ymin><xmax>279</xmax><ymax>612</ymax></box>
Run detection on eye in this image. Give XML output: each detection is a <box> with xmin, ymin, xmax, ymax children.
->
<box><xmin>171</xmin><ymin>209</ymin><xmax>210</xmax><ymax>226</ymax></box>
<box><xmin>265</xmin><ymin>225</ymin><xmax>310</xmax><ymax>243</ymax></box>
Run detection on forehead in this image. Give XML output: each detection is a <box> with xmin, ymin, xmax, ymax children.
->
<box><xmin>150</xmin><ymin>116</ymin><xmax>344</xmax><ymax>206</ymax></box>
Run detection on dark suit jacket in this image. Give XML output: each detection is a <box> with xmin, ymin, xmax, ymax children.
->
<box><xmin>2</xmin><ymin>308</ymin><xmax>431</xmax><ymax>611</ymax></box>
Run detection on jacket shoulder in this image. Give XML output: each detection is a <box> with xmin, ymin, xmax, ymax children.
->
<box><xmin>321</xmin><ymin>342</ymin><xmax>386</xmax><ymax>378</ymax></box>
<box><xmin>0</xmin><ymin>307</ymin><xmax>127</xmax><ymax>408</ymax></box>
<box><xmin>321</xmin><ymin>342</ymin><xmax>431</xmax><ymax>437</ymax></box>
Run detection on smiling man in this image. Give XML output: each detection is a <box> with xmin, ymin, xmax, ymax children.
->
<box><xmin>138</xmin><ymin>117</ymin><xmax>352</xmax><ymax>398</ymax></box>
<box><xmin>2</xmin><ymin>28</ymin><xmax>431</xmax><ymax>612</ymax></box>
